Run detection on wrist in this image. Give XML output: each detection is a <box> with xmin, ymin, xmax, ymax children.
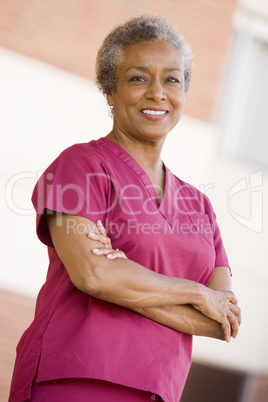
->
<box><xmin>190</xmin><ymin>282</ymin><xmax>206</xmax><ymax>305</ymax></box>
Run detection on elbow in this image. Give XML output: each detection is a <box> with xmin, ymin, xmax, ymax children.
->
<box><xmin>68</xmin><ymin>260</ymin><xmax>104</xmax><ymax>297</ymax></box>
<box><xmin>77</xmin><ymin>275</ymin><xmax>102</xmax><ymax>297</ymax></box>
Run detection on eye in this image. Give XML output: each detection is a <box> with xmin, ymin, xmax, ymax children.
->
<box><xmin>166</xmin><ymin>77</ymin><xmax>181</xmax><ymax>83</ymax></box>
<box><xmin>130</xmin><ymin>76</ymin><xmax>147</xmax><ymax>82</ymax></box>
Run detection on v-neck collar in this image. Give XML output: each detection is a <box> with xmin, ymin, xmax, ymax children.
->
<box><xmin>98</xmin><ymin>137</ymin><xmax>175</xmax><ymax>224</ymax></box>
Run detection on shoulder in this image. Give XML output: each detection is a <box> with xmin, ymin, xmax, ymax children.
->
<box><xmin>32</xmin><ymin>137</ymin><xmax>112</xmax><ymax>202</ymax></box>
<box><xmin>58</xmin><ymin>137</ymin><xmax>109</xmax><ymax>162</ymax></box>
<box><xmin>45</xmin><ymin>137</ymin><xmax>111</xmax><ymax>174</ymax></box>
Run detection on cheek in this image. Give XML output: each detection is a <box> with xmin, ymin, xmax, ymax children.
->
<box><xmin>169</xmin><ymin>93</ymin><xmax>185</xmax><ymax>123</ymax></box>
<box><xmin>173</xmin><ymin>91</ymin><xmax>185</xmax><ymax>110</ymax></box>
<box><xmin>127</xmin><ymin>91</ymin><xmax>144</xmax><ymax>106</ymax></box>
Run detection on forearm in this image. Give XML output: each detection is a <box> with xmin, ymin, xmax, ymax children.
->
<box><xmin>48</xmin><ymin>213</ymin><xmax>205</xmax><ymax>309</ymax></box>
<box><xmin>132</xmin><ymin>304</ymin><xmax>225</xmax><ymax>340</ymax></box>
<box><xmin>81</xmin><ymin>256</ymin><xmax>204</xmax><ymax>309</ymax></box>
<box><xmin>48</xmin><ymin>214</ymin><xmax>240</xmax><ymax>342</ymax></box>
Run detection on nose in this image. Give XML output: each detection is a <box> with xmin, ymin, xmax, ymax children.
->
<box><xmin>145</xmin><ymin>80</ymin><xmax>167</xmax><ymax>102</ymax></box>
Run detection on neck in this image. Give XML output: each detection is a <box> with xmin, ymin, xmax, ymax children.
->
<box><xmin>106</xmin><ymin>129</ymin><xmax>165</xmax><ymax>171</ymax></box>
<box><xmin>106</xmin><ymin>129</ymin><xmax>166</xmax><ymax>202</ymax></box>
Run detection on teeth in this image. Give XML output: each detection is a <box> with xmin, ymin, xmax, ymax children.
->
<box><xmin>142</xmin><ymin>109</ymin><xmax>166</xmax><ymax>115</ymax></box>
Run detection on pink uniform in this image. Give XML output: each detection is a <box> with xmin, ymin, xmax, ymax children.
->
<box><xmin>9</xmin><ymin>137</ymin><xmax>229</xmax><ymax>401</ymax></box>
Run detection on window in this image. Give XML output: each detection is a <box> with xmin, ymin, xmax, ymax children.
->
<box><xmin>217</xmin><ymin>12</ymin><xmax>268</xmax><ymax>168</ymax></box>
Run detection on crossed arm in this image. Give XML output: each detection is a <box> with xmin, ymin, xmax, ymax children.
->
<box><xmin>132</xmin><ymin>267</ymin><xmax>233</xmax><ymax>340</ymax></box>
<box><xmin>47</xmin><ymin>212</ymin><xmax>241</xmax><ymax>342</ymax></box>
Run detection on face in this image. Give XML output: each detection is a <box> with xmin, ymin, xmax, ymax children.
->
<box><xmin>107</xmin><ymin>40</ymin><xmax>185</xmax><ymax>144</ymax></box>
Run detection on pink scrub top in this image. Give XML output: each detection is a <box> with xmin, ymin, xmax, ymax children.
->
<box><xmin>9</xmin><ymin>137</ymin><xmax>230</xmax><ymax>402</ymax></box>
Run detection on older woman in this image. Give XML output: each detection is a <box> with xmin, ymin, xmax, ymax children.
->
<box><xmin>9</xmin><ymin>15</ymin><xmax>241</xmax><ymax>402</ymax></box>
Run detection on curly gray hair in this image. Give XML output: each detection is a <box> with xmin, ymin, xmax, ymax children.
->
<box><xmin>95</xmin><ymin>15</ymin><xmax>193</xmax><ymax>95</ymax></box>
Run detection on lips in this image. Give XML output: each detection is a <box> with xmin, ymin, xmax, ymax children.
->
<box><xmin>140</xmin><ymin>108</ymin><xmax>168</xmax><ymax>120</ymax></box>
<box><xmin>141</xmin><ymin>109</ymin><xmax>167</xmax><ymax>116</ymax></box>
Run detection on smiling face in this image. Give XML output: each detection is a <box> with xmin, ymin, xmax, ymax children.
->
<box><xmin>107</xmin><ymin>40</ymin><xmax>185</xmax><ymax>145</ymax></box>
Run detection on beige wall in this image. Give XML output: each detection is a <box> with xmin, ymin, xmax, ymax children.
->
<box><xmin>238</xmin><ymin>0</ymin><xmax>268</xmax><ymax>16</ymax></box>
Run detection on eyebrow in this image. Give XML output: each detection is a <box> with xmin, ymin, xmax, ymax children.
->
<box><xmin>125</xmin><ymin>66</ymin><xmax>183</xmax><ymax>73</ymax></box>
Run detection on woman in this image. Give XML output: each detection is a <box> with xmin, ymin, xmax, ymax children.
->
<box><xmin>9</xmin><ymin>15</ymin><xmax>241</xmax><ymax>402</ymax></box>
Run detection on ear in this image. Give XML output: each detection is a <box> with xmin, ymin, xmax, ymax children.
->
<box><xmin>107</xmin><ymin>93</ymin><xmax>114</xmax><ymax>107</ymax></box>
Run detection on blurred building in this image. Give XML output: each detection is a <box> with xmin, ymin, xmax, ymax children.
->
<box><xmin>0</xmin><ymin>0</ymin><xmax>237</xmax><ymax>122</ymax></box>
<box><xmin>218</xmin><ymin>0</ymin><xmax>268</xmax><ymax>169</ymax></box>
<box><xmin>1</xmin><ymin>1</ymin><xmax>268</xmax><ymax>401</ymax></box>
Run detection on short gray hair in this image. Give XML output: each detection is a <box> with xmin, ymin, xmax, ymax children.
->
<box><xmin>95</xmin><ymin>15</ymin><xmax>193</xmax><ymax>95</ymax></box>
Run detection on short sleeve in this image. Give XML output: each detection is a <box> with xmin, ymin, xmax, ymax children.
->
<box><xmin>213</xmin><ymin>220</ymin><xmax>230</xmax><ymax>270</ymax></box>
<box><xmin>31</xmin><ymin>144</ymin><xmax>110</xmax><ymax>247</ymax></box>
<box><xmin>203</xmin><ymin>194</ymin><xmax>231</xmax><ymax>272</ymax></box>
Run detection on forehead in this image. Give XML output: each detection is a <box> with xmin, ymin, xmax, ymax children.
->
<box><xmin>117</xmin><ymin>40</ymin><xmax>183</xmax><ymax>72</ymax></box>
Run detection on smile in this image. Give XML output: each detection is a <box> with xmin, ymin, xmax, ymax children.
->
<box><xmin>141</xmin><ymin>109</ymin><xmax>167</xmax><ymax>115</ymax></box>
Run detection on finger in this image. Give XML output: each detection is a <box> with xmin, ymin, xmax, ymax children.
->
<box><xmin>96</xmin><ymin>220</ymin><xmax>107</xmax><ymax>236</ymax></box>
<box><xmin>226</xmin><ymin>291</ymin><xmax>239</xmax><ymax>305</ymax></box>
<box><xmin>91</xmin><ymin>247</ymin><xmax>114</xmax><ymax>256</ymax></box>
<box><xmin>230</xmin><ymin>304</ymin><xmax>242</xmax><ymax>325</ymax></box>
<box><xmin>91</xmin><ymin>247</ymin><xmax>127</xmax><ymax>259</ymax></box>
<box><xmin>106</xmin><ymin>250</ymin><xmax>128</xmax><ymax>260</ymax></box>
<box><xmin>87</xmin><ymin>232</ymin><xmax>112</xmax><ymax>248</ymax></box>
<box><xmin>227</xmin><ymin>310</ymin><xmax>240</xmax><ymax>339</ymax></box>
<box><xmin>87</xmin><ymin>232</ymin><xmax>111</xmax><ymax>245</ymax></box>
<box><xmin>230</xmin><ymin>303</ymin><xmax>242</xmax><ymax>326</ymax></box>
<box><xmin>221</xmin><ymin>318</ymin><xmax>231</xmax><ymax>343</ymax></box>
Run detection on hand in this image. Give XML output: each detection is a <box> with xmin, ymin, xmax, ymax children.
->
<box><xmin>87</xmin><ymin>220</ymin><xmax>127</xmax><ymax>260</ymax></box>
<box><xmin>193</xmin><ymin>287</ymin><xmax>241</xmax><ymax>342</ymax></box>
